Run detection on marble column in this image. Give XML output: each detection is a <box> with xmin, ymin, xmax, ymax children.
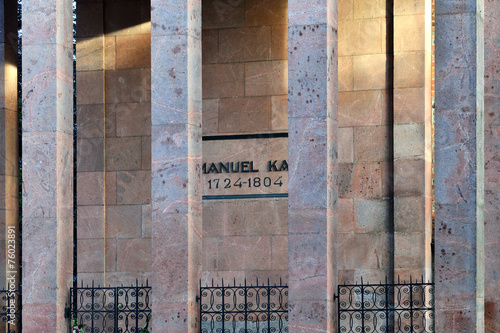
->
<box><xmin>0</xmin><ymin>0</ymin><xmax>19</xmax><ymax>291</ymax></box>
<box><xmin>150</xmin><ymin>0</ymin><xmax>202</xmax><ymax>332</ymax></box>
<box><xmin>434</xmin><ymin>0</ymin><xmax>484</xmax><ymax>331</ymax></box>
<box><xmin>287</xmin><ymin>1</ymin><xmax>338</xmax><ymax>332</ymax></box>
<box><xmin>21</xmin><ymin>0</ymin><xmax>74</xmax><ymax>330</ymax></box>
<box><xmin>484</xmin><ymin>0</ymin><xmax>500</xmax><ymax>330</ymax></box>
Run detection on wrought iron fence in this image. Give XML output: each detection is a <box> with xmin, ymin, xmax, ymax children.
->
<box><xmin>0</xmin><ymin>289</ymin><xmax>21</xmax><ymax>333</ymax></box>
<box><xmin>68</xmin><ymin>281</ymin><xmax>151</xmax><ymax>333</ymax></box>
<box><xmin>199</xmin><ymin>279</ymin><xmax>288</xmax><ymax>333</ymax></box>
<box><xmin>335</xmin><ymin>277</ymin><xmax>435</xmax><ymax>333</ymax></box>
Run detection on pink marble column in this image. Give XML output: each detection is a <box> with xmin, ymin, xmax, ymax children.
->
<box><xmin>287</xmin><ymin>1</ymin><xmax>338</xmax><ymax>332</ymax></box>
<box><xmin>434</xmin><ymin>0</ymin><xmax>484</xmax><ymax>330</ymax></box>
<box><xmin>0</xmin><ymin>0</ymin><xmax>19</xmax><ymax>289</ymax></box>
<box><xmin>150</xmin><ymin>0</ymin><xmax>202</xmax><ymax>331</ymax></box>
<box><xmin>21</xmin><ymin>0</ymin><xmax>74</xmax><ymax>330</ymax></box>
<box><xmin>484</xmin><ymin>0</ymin><xmax>500</xmax><ymax>330</ymax></box>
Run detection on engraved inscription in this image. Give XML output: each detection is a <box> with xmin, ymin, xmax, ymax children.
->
<box><xmin>203</xmin><ymin>138</ymin><xmax>288</xmax><ymax>196</ymax></box>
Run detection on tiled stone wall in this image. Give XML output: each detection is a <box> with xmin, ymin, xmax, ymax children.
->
<box><xmin>202</xmin><ymin>0</ymin><xmax>288</xmax><ymax>135</ymax></box>
<box><xmin>201</xmin><ymin>0</ymin><xmax>288</xmax><ymax>283</ymax></box>
<box><xmin>337</xmin><ymin>0</ymin><xmax>432</xmax><ymax>283</ymax></box>
<box><xmin>393</xmin><ymin>0</ymin><xmax>432</xmax><ymax>279</ymax></box>
<box><xmin>337</xmin><ymin>0</ymin><xmax>394</xmax><ymax>283</ymax></box>
<box><xmin>76</xmin><ymin>0</ymin><xmax>151</xmax><ymax>285</ymax></box>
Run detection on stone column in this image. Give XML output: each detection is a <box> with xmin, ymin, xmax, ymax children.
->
<box><xmin>434</xmin><ymin>0</ymin><xmax>484</xmax><ymax>330</ymax></box>
<box><xmin>150</xmin><ymin>0</ymin><xmax>202</xmax><ymax>332</ymax></box>
<box><xmin>484</xmin><ymin>0</ymin><xmax>500</xmax><ymax>330</ymax></box>
<box><xmin>21</xmin><ymin>0</ymin><xmax>74</xmax><ymax>330</ymax></box>
<box><xmin>287</xmin><ymin>1</ymin><xmax>338</xmax><ymax>332</ymax></box>
<box><xmin>0</xmin><ymin>0</ymin><xmax>19</xmax><ymax>291</ymax></box>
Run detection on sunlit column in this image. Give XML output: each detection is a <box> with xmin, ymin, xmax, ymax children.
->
<box><xmin>21</xmin><ymin>0</ymin><xmax>74</xmax><ymax>330</ymax></box>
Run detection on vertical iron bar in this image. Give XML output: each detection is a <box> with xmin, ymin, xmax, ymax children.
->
<box><xmin>385</xmin><ymin>278</ymin><xmax>389</xmax><ymax>333</ymax></box>
<box><xmin>91</xmin><ymin>282</ymin><xmax>95</xmax><ymax>331</ymax></box>
<box><xmin>361</xmin><ymin>280</ymin><xmax>364</xmax><ymax>333</ymax></box>
<box><xmin>268</xmin><ymin>282</ymin><xmax>271</xmax><ymax>333</ymax></box>
<box><xmin>410</xmin><ymin>280</ymin><xmax>413</xmax><ymax>332</ymax></box>
<box><xmin>115</xmin><ymin>287</ymin><xmax>118</xmax><ymax>333</ymax></box>
<box><xmin>244</xmin><ymin>283</ymin><xmax>247</xmax><ymax>333</ymax></box>
<box><xmin>7</xmin><ymin>290</ymin><xmax>10</xmax><ymax>332</ymax></box>
<box><xmin>337</xmin><ymin>285</ymin><xmax>340</xmax><ymax>333</ymax></box>
<box><xmin>136</xmin><ymin>284</ymin><xmax>139</xmax><ymax>331</ymax></box>
<box><xmin>222</xmin><ymin>282</ymin><xmax>225</xmax><ymax>333</ymax></box>
<box><xmin>199</xmin><ymin>284</ymin><xmax>202</xmax><ymax>333</ymax></box>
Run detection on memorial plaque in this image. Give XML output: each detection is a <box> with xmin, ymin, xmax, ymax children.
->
<box><xmin>203</xmin><ymin>137</ymin><xmax>288</xmax><ymax>199</ymax></box>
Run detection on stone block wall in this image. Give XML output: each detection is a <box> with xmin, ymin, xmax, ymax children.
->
<box><xmin>337</xmin><ymin>0</ymin><xmax>395</xmax><ymax>283</ymax></box>
<box><xmin>201</xmin><ymin>0</ymin><xmax>289</xmax><ymax>284</ymax></box>
<box><xmin>76</xmin><ymin>0</ymin><xmax>151</xmax><ymax>285</ymax></box>
<box><xmin>337</xmin><ymin>0</ymin><xmax>432</xmax><ymax>283</ymax></box>
<box><xmin>202</xmin><ymin>0</ymin><xmax>288</xmax><ymax>135</ymax></box>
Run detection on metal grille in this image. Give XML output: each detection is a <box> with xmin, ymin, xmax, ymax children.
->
<box><xmin>69</xmin><ymin>281</ymin><xmax>151</xmax><ymax>333</ymax></box>
<box><xmin>0</xmin><ymin>290</ymin><xmax>21</xmax><ymax>333</ymax></box>
<box><xmin>336</xmin><ymin>277</ymin><xmax>435</xmax><ymax>333</ymax></box>
<box><xmin>200</xmin><ymin>279</ymin><xmax>288</xmax><ymax>333</ymax></box>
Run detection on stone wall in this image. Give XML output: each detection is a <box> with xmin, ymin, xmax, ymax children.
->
<box><xmin>76</xmin><ymin>0</ymin><xmax>151</xmax><ymax>285</ymax></box>
<box><xmin>337</xmin><ymin>0</ymin><xmax>432</xmax><ymax>283</ymax></box>
<box><xmin>201</xmin><ymin>0</ymin><xmax>289</xmax><ymax>283</ymax></box>
<box><xmin>337</xmin><ymin>0</ymin><xmax>394</xmax><ymax>282</ymax></box>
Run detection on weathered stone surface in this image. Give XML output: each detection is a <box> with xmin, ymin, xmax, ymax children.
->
<box><xmin>434</xmin><ymin>5</ymin><xmax>483</xmax><ymax>331</ymax></box>
<box><xmin>484</xmin><ymin>0</ymin><xmax>500</xmax><ymax>329</ymax></box>
<box><xmin>218</xmin><ymin>27</ymin><xmax>271</xmax><ymax>63</ymax></box>
<box><xmin>245</xmin><ymin>0</ymin><xmax>287</xmax><ymax>26</ymax></box>
<box><xmin>353</xmin><ymin>126</ymin><xmax>392</xmax><ymax>162</ymax></box>
<box><xmin>271</xmin><ymin>26</ymin><xmax>288</xmax><ymax>60</ymax></box>
<box><xmin>288</xmin><ymin>2</ymin><xmax>337</xmax><ymax>332</ymax></box>
<box><xmin>218</xmin><ymin>97</ymin><xmax>272</xmax><ymax>133</ymax></box>
<box><xmin>245</xmin><ymin>60</ymin><xmax>288</xmax><ymax>96</ymax></box>
<box><xmin>202</xmin><ymin>63</ymin><xmax>245</xmax><ymax>99</ymax></box>
<box><xmin>272</xmin><ymin>95</ymin><xmax>288</xmax><ymax>131</ymax></box>
<box><xmin>105</xmin><ymin>137</ymin><xmax>142</xmax><ymax>171</ymax></box>
<box><xmin>115</xmin><ymin>102</ymin><xmax>152</xmax><ymax>137</ymax></box>
<box><xmin>77</xmin><ymin>206</ymin><xmax>105</xmax><ymax>239</ymax></box>
<box><xmin>116</xmin><ymin>34</ymin><xmax>151</xmax><ymax>69</ymax></box>
<box><xmin>106</xmin><ymin>205</ymin><xmax>142</xmax><ymax>239</ymax></box>
<box><xmin>339</xmin><ymin>90</ymin><xmax>387</xmax><ymax>126</ymax></box>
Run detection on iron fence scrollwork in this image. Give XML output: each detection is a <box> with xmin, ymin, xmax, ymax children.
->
<box><xmin>200</xmin><ymin>278</ymin><xmax>288</xmax><ymax>333</ymax></box>
<box><xmin>0</xmin><ymin>289</ymin><xmax>21</xmax><ymax>333</ymax></box>
<box><xmin>335</xmin><ymin>276</ymin><xmax>435</xmax><ymax>333</ymax></box>
<box><xmin>68</xmin><ymin>280</ymin><xmax>151</xmax><ymax>333</ymax></box>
